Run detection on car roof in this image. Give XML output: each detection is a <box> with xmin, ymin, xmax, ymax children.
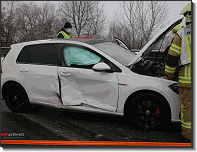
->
<box><xmin>11</xmin><ymin>38</ymin><xmax>109</xmax><ymax>47</ymax></box>
<box><xmin>54</xmin><ymin>38</ymin><xmax>109</xmax><ymax>45</ymax></box>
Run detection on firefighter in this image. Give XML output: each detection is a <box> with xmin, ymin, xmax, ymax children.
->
<box><xmin>172</xmin><ymin>23</ymin><xmax>184</xmax><ymax>34</ymax></box>
<box><xmin>164</xmin><ymin>2</ymin><xmax>191</xmax><ymax>142</ymax></box>
<box><xmin>57</xmin><ymin>22</ymin><xmax>72</xmax><ymax>39</ymax></box>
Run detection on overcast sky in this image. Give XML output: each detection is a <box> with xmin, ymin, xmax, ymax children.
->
<box><xmin>32</xmin><ymin>1</ymin><xmax>191</xmax><ymax>23</ymax></box>
<box><xmin>105</xmin><ymin>1</ymin><xmax>191</xmax><ymax>23</ymax></box>
<box><xmin>2</xmin><ymin>1</ymin><xmax>192</xmax><ymax>22</ymax></box>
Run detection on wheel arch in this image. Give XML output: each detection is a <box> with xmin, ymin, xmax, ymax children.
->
<box><xmin>123</xmin><ymin>89</ymin><xmax>171</xmax><ymax>118</ymax></box>
<box><xmin>2</xmin><ymin>80</ymin><xmax>28</xmax><ymax>99</ymax></box>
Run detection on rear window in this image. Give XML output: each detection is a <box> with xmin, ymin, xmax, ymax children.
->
<box><xmin>17</xmin><ymin>43</ymin><xmax>59</xmax><ymax>65</ymax></box>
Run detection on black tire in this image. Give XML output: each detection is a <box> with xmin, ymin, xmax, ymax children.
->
<box><xmin>124</xmin><ymin>92</ymin><xmax>171</xmax><ymax>131</ymax></box>
<box><xmin>4</xmin><ymin>83</ymin><xmax>30</xmax><ymax>113</ymax></box>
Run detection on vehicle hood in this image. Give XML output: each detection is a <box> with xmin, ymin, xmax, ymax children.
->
<box><xmin>127</xmin><ymin>17</ymin><xmax>183</xmax><ymax>66</ymax></box>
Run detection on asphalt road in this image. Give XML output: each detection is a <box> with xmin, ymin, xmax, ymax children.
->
<box><xmin>1</xmin><ymin>99</ymin><xmax>184</xmax><ymax>144</ymax></box>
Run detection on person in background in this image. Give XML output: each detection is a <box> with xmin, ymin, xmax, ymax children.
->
<box><xmin>164</xmin><ymin>2</ymin><xmax>191</xmax><ymax>143</ymax></box>
<box><xmin>57</xmin><ymin>22</ymin><xmax>72</xmax><ymax>39</ymax></box>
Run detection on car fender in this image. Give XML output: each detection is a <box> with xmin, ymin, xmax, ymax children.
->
<box><xmin>117</xmin><ymin>73</ymin><xmax>180</xmax><ymax>117</ymax></box>
<box><xmin>1</xmin><ymin>76</ymin><xmax>33</xmax><ymax>103</ymax></box>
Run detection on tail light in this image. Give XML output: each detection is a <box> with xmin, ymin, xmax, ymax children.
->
<box><xmin>169</xmin><ymin>83</ymin><xmax>179</xmax><ymax>94</ymax></box>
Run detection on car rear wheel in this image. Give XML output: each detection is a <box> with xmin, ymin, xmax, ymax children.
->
<box><xmin>5</xmin><ymin>83</ymin><xmax>30</xmax><ymax>113</ymax></box>
<box><xmin>124</xmin><ymin>92</ymin><xmax>171</xmax><ymax>131</ymax></box>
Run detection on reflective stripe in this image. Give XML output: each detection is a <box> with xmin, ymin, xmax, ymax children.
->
<box><xmin>180</xmin><ymin>100</ymin><xmax>191</xmax><ymax>129</ymax></box>
<box><xmin>170</xmin><ymin>43</ymin><xmax>181</xmax><ymax>54</ymax></box>
<box><xmin>181</xmin><ymin>122</ymin><xmax>191</xmax><ymax>129</ymax></box>
<box><xmin>179</xmin><ymin>76</ymin><xmax>191</xmax><ymax>83</ymax></box>
<box><xmin>189</xmin><ymin>64</ymin><xmax>191</xmax><ymax>77</ymax></box>
<box><xmin>58</xmin><ymin>31</ymin><xmax>70</xmax><ymax>39</ymax></box>
<box><xmin>165</xmin><ymin>65</ymin><xmax>176</xmax><ymax>73</ymax></box>
<box><xmin>185</xmin><ymin>64</ymin><xmax>189</xmax><ymax>77</ymax></box>
<box><xmin>179</xmin><ymin>64</ymin><xmax>191</xmax><ymax>84</ymax></box>
<box><xmin>189</xmin><ymin>35</ymin><xmax>191</xmax><ymax>52</ymax></box>
<box><xmin>58</xmin><ymin>31</ymin><xmax>66</xmax><ymax>38</ymax></box>
<box><xmin>185</xmin><ymin>35</ymin><xmax>191</xmax><ymax>63</ymax></box>
<box><xmin>181</xmin><ymin>101</ymin><xmax>183</xmax><ymax>121</ymax></box>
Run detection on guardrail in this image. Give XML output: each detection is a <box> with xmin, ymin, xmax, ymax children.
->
<box><xmin>1</xmin><ymin>47</ymin><xmax>10</xmax><ymax>57</ymax></box>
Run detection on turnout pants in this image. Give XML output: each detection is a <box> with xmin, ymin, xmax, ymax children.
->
<box><xmin>179</xmin><ymin>87</ymin><xmax>191</xmax><ymax>140</ymax></box>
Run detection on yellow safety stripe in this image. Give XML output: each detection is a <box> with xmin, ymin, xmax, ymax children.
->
<box><xmin>58</xmin><ymin>31</ymin><xmax>66</xmax><ymax>38</ymax></box>
<box><xmin>188</xmin><ymin>35</ymin><xmax>191</xmax><ymax>61</ymax></box>
<box><xmin>185</xmin><ymin>64</ymin><xmax>189</xmax><ymax>77</ymax></box>
<box><xmin>179</xmin><ymin>64</ymin><xmax>191</xmax><ymax>84</ymax></box>
<box><xmin>181</xmin><ymin>101</ymin><xmax>183</xmax><ymax>120</ymax></box>
<box><xmin>181</xmin><ymin>121</ymin><xmax>191</xmax><ymax>125</ymax></box>
<box><xmin>189</xmin><ymin>64</ymin><xmax>191</xmax><ymax>77</ymax></box>
<box><xmin>165</xmin><ymin>65</ymin><xmax>176</xmax><ymax>73</ymax></box>
<box><xmin>170</xmin><ymin>43</ymin><xmax>181</xmax><ymax>54</ymax></box>
<box><xmin>181</xmin><ymin>120</ymin><xmax>191</xmax><ymax>129</ymax></box>
<box><xmin>181</xmin><ymin>124</ymin><xmax>191</xmax><ymax>128</ymax></box>
<box><xmin>180</xmin><ymin>101</ymin><xmax>191</xmax><ymax>129</ymax></box>
<box><xmin>179</xmin><ymin>76</ymin><xmax>191</xmax><ymax>84</ymax></box>
<box><xmin>58</xmin><ymin>31</ymin><xmax>70</xmax><ymax>39</ymax></box>
<box><xmin>185</xmin><ymin>35</ymin><xmax>191</xmax><ymax>63</ymax></box>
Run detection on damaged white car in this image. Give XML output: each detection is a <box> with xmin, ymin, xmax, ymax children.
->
<box><xmin>1</xmin><ymin>18</ymin><xmax>183</xmax><ymax>130</ymax></box>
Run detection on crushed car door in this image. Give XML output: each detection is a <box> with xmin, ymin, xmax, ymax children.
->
<box><xmin>58</xmin><ymin>43</ymin><xmax>118</xmax><ymax>112</ymax></box>
<box><xmin>57</xmin><ymin>66</ymin><xmax>84</xmax><ymax>106</ymax></box>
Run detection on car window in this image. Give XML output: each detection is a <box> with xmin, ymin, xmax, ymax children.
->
<box><xmin>93</xmin><ymin>42</ymin><xmax>136</xmax><ymax>66</ymax></box>
<box><xmin>17</xmin><ymin>47</ymin><xmax>29</xmax><ymax>63</ymax></box>
<box><xmin>61</xmin><ymin>44</ymin><xmax>101</xmax><ymax>69</ymax></box>
<box><xmin>60</xmin><ymin>44</ymin><xmax>122</xmax><ymax>72</ymax></box>
<box><xmin>17</xmin><ymin>44</ymin><xmax>59</xmax><ymax>65</ymax></box>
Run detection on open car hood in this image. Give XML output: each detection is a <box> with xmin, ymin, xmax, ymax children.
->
<box><xmin>127</xmin><ymin>17</ymin><xmax>183</xmax><ymax>67</ymax></box>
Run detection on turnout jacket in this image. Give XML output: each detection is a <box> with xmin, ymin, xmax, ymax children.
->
<box><xmin>165</xmin><ymin>24</ymin><xmax>191</xmax><ymax>88</ymax></box>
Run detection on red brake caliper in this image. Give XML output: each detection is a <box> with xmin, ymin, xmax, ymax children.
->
<box><xmin>21</xmin><ymin>94</ymin><xmax>24</xmax><ymax>102</ymax></box>
<box><xmin>154</xmin><ymin>105</ymin><xmax>160</xmax><ymax>117</ymax></box>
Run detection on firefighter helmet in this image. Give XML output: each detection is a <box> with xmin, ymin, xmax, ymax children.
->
<box><xmin>180</xmin><ymin>2</ymin><xmax>191</xmax><ymax>23</ymax></box>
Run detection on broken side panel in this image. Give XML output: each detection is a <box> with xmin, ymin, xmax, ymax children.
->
<box><xmin>58</xmin><ymin>67</ymin><xmax>84</xmax><ymax>106</ymax></box>
<box><xmin>58</xmin><ymin>66</ymin><xmax>119</xmax><ymax>111</ymax></box>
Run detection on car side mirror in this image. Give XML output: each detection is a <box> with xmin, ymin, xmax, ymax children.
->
<box><xmin>92</xmin><ymin>62</ymin><xmax>113</xmax><ymax>73</ymax></box>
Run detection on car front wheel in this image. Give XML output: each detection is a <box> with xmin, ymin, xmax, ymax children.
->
<box><xmin>124</xmin><ymin>92</ymin><xmax>171</xmax><ymax>131</ymax></box>
<box><xmin>5</xmin><ymin>83</ymin><xmax>30</xmax><ymax>113</ymax></box>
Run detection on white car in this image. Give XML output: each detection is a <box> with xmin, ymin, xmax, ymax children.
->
<box><xmin>1</xmin><ymin>18</ymin><xmax>182</xmax><ymax>130</ymax></box>
<box><xmin>1</xmin><ymin>57</ymin><xmax>4</xmax><ymax>63</ymax></box>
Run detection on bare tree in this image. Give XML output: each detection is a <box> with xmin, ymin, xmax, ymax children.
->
<box><xmin>83</xmin><ymin>2</ymin><xmax>107</xmax><ymax>38</ymax></box>
<box><xmin>58</xmin><ymin>1</ymin><xmax>106</xmax><ymax>37</ymax></box>
<box><xmin>14</xmin><ymin>2</ymin><xmax>41</xmax><ymax>42</ymax></box>
<box><xmin>1</xmin><ymin>1</ymin><xmax>18</xmax><ymax>46</ymax></box>
<box><xmin>109</xmin><ymin>1</ymin><xmax>169</xmax><ymax>49</ymax></box>
<box><xmin>1</xmin><ymin>3</ymin><xmax>7</xmax><ymax>46</ymax></box>
<box><xmin>14</xmin><ymin>2</ymin><xmax>59</xmax><ymax>43</ymax></box>
<box><xmin>38</xmin><ymin>2</ymin><xmax>56</xmax><ymax>39</ymax></box>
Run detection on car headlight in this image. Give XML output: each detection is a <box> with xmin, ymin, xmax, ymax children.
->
<box><xmin>169</xmin><ymin>83</ymin><xmax>179</xmax><ymax>95</ymax></box>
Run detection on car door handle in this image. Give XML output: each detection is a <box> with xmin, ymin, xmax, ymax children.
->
<box><xmin>60</xmin><ymin>72</ymin><xmax>72</xmax><ymax>77</ymax></box>
<box><xmin>20</xmin><ymin>69</ymin><xmax>28</xmax><ymax>72</ymax></box>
